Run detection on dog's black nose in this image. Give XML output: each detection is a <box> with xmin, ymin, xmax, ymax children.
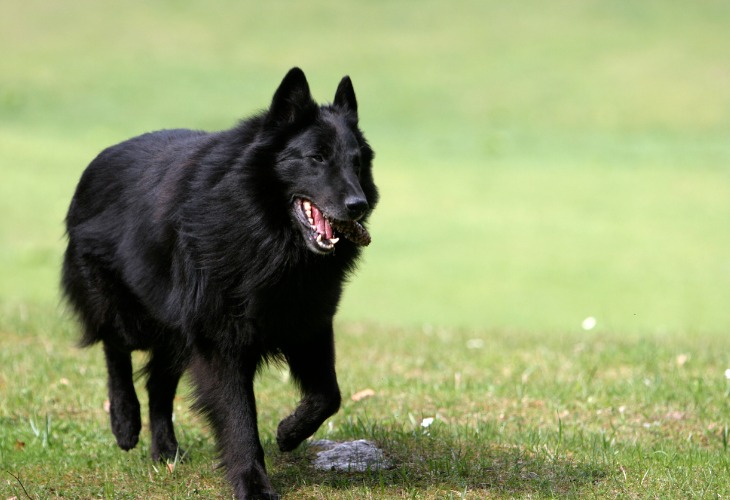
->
<box><xmin>345</xmin><ymin>197</ymin><xmax>369</xmax><ymax>220</ymax></box>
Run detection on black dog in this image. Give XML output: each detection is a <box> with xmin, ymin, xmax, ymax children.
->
<box><xmin>61</xmin><ymin>68</ymin><xmax>378</xmax><ymax>499</ymax></box>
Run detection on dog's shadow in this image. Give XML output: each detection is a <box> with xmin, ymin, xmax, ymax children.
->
<box><xmin>269</xmin><ymin>436</ymin><xmax>608</xmax><ymax>497</ymax></box>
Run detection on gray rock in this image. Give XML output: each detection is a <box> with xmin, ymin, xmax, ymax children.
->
<box><xmin>310</xmin><ymin>439</ymin><xmax>392</xmax><ymax>472</ymax></box>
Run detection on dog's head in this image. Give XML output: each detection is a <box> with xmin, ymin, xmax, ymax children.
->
<box><xmin>266</xmin><ymin>68</ymin><xmax>378</xmax><ymax>255</ymax></box>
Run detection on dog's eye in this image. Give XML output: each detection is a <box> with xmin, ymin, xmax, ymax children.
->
<box><xmin>310</xmin><ymin>154</ymin><xmax>325</xmax><ymax>163</ymax></box>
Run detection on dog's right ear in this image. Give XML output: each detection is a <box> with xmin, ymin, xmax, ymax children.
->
<box><xmin>334</xmin><ymin>76</ymin><xmax>358</xmax><ymax>115</ymax></box>
<box><xmin>268</xmin><ymin>67</ymin><xmax>316</xmax><ymax>125</ymax></box>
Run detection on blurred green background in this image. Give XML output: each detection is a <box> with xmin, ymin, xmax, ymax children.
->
<box><xmin>1</xmin><ymin>0</ymin><xmax>728</xmax><ymax>335</ymax></box>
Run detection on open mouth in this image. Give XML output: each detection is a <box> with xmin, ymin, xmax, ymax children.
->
<box><xmin>294</xmin><ymin>198</ymin><xmax>371</xmax><ymax>253</ymax></box>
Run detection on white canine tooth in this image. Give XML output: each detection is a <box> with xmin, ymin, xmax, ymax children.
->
<box><xmin>316</xmin><ymin>234</ymin><xmax>323</xmax><ymax>244</ymax></box>
<box><xmin>303</xmin><ymin>200</ymin><xmax>311</xmax><ymax>210</ymax></box>
<box><xmin>308</xmin><ymin>217</ymin><xmax>314</xmax><ymax>225</ymax></box>
<box><xmin>305</xmin><ymin>208</ymin><xmax>312</xmax><ymax>217</ymax></box>
<box><xmin>330</xmin><ymin>237</ymin><xmax>339</xmax><ymax>244</ymax></box>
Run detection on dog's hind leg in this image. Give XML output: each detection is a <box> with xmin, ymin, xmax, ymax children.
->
<box><xmin>277</xmin><ymin>327</ymin><xmax>342</xmax><ymax>452</ymax></box>
<box><xmin>103</xmin><ymin>341</ymin><xmax>142</xmax><ymax>451</ymax></box>
<box><xmin>146</xmin><ymin>347</ymin><xmax>184</xmax><ymax>462</ymax></box>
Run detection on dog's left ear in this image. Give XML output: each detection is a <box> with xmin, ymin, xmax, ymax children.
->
<box><xmin>334</xmin><ymin>76</ymin><xmax>358</xmax><ymax>115</ymax></box>
<box><xmin>269</xmin><ymin>67</ymin><xmax>316</xmax><ymax>125</ymax></box>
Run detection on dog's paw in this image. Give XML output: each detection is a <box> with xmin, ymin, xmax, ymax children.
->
<box><xmin>109</xmin><ymin>399</ymin><xmax>141</xmax><ymax>450</ymax></box>
<box><xmin>152</xmin><ymin>444</ymin><xmax>186</xmax><ymax>463</ymax></box>
<box><xmin>276</xmin><ymin>416</ymin><xmax>307</xmax><ymax>452</ymax></box>
<box><xmin>112</xmin><ymin>421</ymin><xmax>140</xmax><ymax>451</ymax></box>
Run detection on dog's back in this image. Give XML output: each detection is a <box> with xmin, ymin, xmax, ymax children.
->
<box><xmin>63</xmin><ymin>129</ymin><xmax>206</xmax><ymax>345</ymax></box>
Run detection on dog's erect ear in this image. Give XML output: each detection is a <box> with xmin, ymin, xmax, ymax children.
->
<box><xmin>269</xmin><ymin>67</ymin><xmax>315</xmax><ymax>125</ymax></box>
<box><xmin>334</xmin><ymin>76</ymin><xmax>358</xmax><ymax>115</ymax></box>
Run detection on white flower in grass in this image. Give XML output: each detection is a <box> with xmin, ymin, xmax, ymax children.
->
<box><xmin>466</xmin><ymin>339</ymin><xmax>484</xmax><ymax>349</ymax></box>
<box><xmin>725</xmin><ymin>368</ymin><xmax>730</xmax><ymax>380</ymax></box>
<box><xmin>581</xmin><ymin>316</ymin><xmax>597</xmax><ymax>331</ymax></box>
<box><xmin>421</xmin><ymin>417</ymin><xmax>434</xmax><ymax>429</ymax></box>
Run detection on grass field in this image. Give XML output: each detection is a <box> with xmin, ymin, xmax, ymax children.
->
<box><xmin>1</xmin><ymin>0</ymin><xmax>729</xmax><ymax>498</ymax></box>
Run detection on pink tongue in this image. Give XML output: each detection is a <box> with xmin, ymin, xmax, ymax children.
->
<box><xmin>311</xmin><ymin>203</ymin><xmax>334</xmax><ymax>240</ymax></box>
<box><xmin>312</xmin><ymin>204</ymin><xmax>326</xmax><ymax>236</ymax></box>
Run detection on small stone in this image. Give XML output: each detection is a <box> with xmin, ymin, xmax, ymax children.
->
<box><xmin>311</xmin><ymin>439</ymin><xmax>391</xmax><ymax>472</ymax></box>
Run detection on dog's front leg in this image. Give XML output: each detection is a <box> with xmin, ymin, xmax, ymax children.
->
<box><xmin>190</xmin><ymin>350</ymin><xmax>278</xmax><ymax>500</ymax></box>
<box><xmin>277</xmin><ymin>326</ymin><xmax>342</xmax><ymax>452</ymax></box>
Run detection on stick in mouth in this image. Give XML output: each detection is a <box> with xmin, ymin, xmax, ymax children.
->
<box><xmin>301</xmin><ymin>198</ymin><xmax>371</xmax><ymax>251</ymax></box>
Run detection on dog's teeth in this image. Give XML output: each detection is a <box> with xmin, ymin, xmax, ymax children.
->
<box><xmin>316</xmin><ymin>234</ymin><xmax>323</xmax><ymax>244</ymax></box>
<box><xmin>308</xmin><ymin>217</ymin><xmax>314</xmax><ymax>225</ymax></box>
<box><xmin>305</xmin><ymin>208</ymin><xmax>312</xmax><ymax>217</ymax></box>
<box><xmin>330</xmin><ymin>237</ymin><xmax>339</xmax><ymax>244</ymax></box>
<box><xmin>303</xmin><ymin>200</ymin><xmax>311</xmax><ymax>211</ymax></box>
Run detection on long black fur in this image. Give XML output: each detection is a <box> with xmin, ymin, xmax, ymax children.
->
<box><xmin>61</xmin><ymin>68</ymin><xmax>378</xmax><ymax>499</ymax></box>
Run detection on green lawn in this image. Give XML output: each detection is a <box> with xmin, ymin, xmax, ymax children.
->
<box><xmin>1</xmin><ymin>0</ymin><xmax>729</xmax><ymax>498</ymax></box>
